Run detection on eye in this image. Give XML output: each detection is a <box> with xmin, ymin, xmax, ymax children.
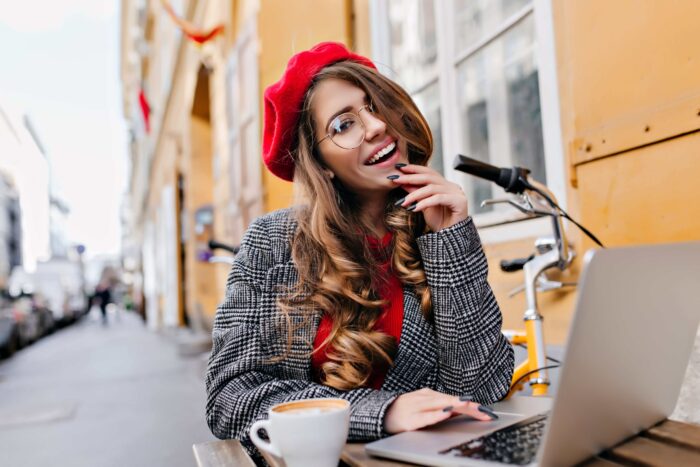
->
<box><xmin>329</xmin><ymin>114</ymin><xmax>356</xmax><ymax>135</ymax></box>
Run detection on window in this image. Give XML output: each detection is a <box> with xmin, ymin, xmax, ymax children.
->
<box><xmin>380</xmin><ymin>0</ymin><xmax>444</xmax><ymax>174</ymax></box>
<box><xmin>372</xmin><ymin>0</ymin><xmax>565</xmax><ymax>241</ymax></box>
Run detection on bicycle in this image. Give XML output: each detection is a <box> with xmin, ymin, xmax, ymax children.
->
<box><xmin>453</xmin><ymin>154</ymin><xmax>604</xmax><ymax>397</ymax></box>
<box><xmin>205</xmin><ymin>239</ymin><xmax>239</xmax><ymax>266</ymax></box>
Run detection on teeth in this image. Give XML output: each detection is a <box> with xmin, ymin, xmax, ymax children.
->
<box><xmin>367</xmin><ymin>142</ymin><xmax>396</xmax><ymax>165</ymax></box>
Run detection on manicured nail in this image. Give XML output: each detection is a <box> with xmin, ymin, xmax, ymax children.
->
<box><xmin>394</xmin><ymin>163</ymin><xmax>407</xmax><ymax>169</ymax></box>
<box><xmin>394</xmin><ymin>197</ymin><xmax>406</xmax><ymax>206</ymax></box>
<box><xmin>406</xmin><ymin>203</ymin><xmax>417</xmax><ymax>211</ymax></box>
<box><xmin>442</xmin><ymin>405</ymin><xmax>454</xmax><ymax>413</ymax></box>
<box><xmin>459</xmin><ymin>394</ymin><xmax>473</xmax><ymax>402</ymax></box>
<box><xmin>387</xmin><ymin>175</ymin><xmax>400</xmax><ymax>180</ymax></box>
<box><xmin>478</xmin><ymin>405</ymin><xmax>499</xmax><ymax>419</ymax></box>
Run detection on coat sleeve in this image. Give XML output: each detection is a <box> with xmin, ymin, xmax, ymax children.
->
<box><xmin>205</xmin><ymin>217</ymin><xmax>399</xmax><ymax>449</ymax></box>
<box><xmin>416</xmin><ymin>217</ymin><xmax>514</xmax><ymax>403</ymax></box>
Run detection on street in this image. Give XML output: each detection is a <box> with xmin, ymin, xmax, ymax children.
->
<box><xmin>0</xmin><ymin>308</ymin><xmax>215</xmax><ymax>467</ymax></box>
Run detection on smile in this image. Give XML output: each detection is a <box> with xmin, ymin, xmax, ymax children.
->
<box><xmin>365</xmin><ymin>142</ymin><xmax>397</xmax><ymax>166</ymax></box>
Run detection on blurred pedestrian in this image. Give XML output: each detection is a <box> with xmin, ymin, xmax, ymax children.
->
<box><xmin>88</xmin><ymin>267</ymin><xmax>118</xmax><ymax>325</ymax></box>
<box><xmin>91</xmin><ymin>279</ymin><xmax>112</xmax><ymax>325</ymax></box>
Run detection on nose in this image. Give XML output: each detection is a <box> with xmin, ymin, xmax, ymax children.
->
<box><xmin>361</xmin><ymin>110</ymin><xmax>386</xmax><ymax>142</ymax></box>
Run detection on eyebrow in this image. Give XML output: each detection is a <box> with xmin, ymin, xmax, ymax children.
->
<box><xmin>324</xmin><ymin>96</ymin><xmax>370</xmax><ymax>131</ymax></box>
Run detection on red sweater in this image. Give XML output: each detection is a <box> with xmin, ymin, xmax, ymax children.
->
<box><xmin>311</xmin><ymin>232</ymin><xmax>404</xmax><ymax>389</ymax></box>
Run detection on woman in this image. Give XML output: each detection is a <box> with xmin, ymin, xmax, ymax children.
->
<box><xmin>205</xmin><ymin>42</ymin><xmax>514</xmax><ymax>464</ymax></box>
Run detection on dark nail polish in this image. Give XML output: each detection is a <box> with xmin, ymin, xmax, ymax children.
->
<box><xmin>459</xmin><ymin>394</ymin><xmax>473</xmax><ymax>402</ymax></box>
<box><xmin>478</xmin><ymin>405</ymin><xmax>499</xmax><ymax>420</ymax></box>
<box><xmin>394</xmin><ymin>197</ymin><xmax>406</xmax><ymax>206</ymax></box>
<box><xmin>387</xmin><ymin>175</ymin><xmax>400</xmax><ymax>180</ymax></box>
<box><xmin>442</xmin><ymin>405</ymin><xmax>453</xmax><ymax>413</ymax></box>
<box><xmin>394</xmin><ymin>163</ymin><xmax>407</xmax><ymax>169</ymax></box>
<box><xmin>406</xmin><ymin>203</ymin><xmax>417</xmax><ymax>211</ymax></box>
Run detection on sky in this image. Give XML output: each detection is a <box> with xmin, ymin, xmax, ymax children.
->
<box><xmin>0</xmin><ymin>0</ymin><xmax>127</xmax><ymax>258</ymax></box>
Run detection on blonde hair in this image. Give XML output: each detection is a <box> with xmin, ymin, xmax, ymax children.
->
<box><xmin>278</xmin><ymin>61</ymin><xmax>434</xmax><ymax>391</ymax></box>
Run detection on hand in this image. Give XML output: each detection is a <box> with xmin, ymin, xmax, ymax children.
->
<box><xmin>390</xmin><ymin>164</ymin><xmax>469</xmax><ymax>232</ymax></box>
<box><xmin>383</xmin><ymin>388</ymin><xmax>497</xmax><ymax>434</ymax></box>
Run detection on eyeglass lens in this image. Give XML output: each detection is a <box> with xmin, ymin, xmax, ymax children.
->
<box><xmin>328</xmin><ymin>113</ymin><xmax>365</xmax><ymax>149</ymax></box>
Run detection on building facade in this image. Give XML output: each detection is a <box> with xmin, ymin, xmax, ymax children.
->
<box><xmin>0</xmin><ymin>105</ymin><xmax>52</xmax><ymax>280</ymax></box>
<box><xmin>120</xmin><ymin>0</ymin><xmax>700</xmax><ymax>340</ymax></box>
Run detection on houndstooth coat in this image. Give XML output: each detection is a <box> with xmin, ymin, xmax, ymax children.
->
<box><xmin>205</xmin><ymin>208</ymin><xmax>514</xmax><ymax>463</ymax></box>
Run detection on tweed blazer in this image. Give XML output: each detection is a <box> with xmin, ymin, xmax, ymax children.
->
<box><xmin>205</xmin><ymin>208</ymin><xmax>514</xmax><ymax>462</ymax></box>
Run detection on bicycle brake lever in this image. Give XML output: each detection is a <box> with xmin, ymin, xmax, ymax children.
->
<box><xmin>507</xmin><ymin>278</ymin><xmax>577</xmax><ymax>298</ymax></box>
<box><xmin>481</xmin><ymin>197</ymin><xmax>535</xmax><ymax>215</ymax></box>
<box><xmin>507</xmin><ymin>284</ymin><xmax>525</xmax><ymax>298</ymax></box>
<box><xmin>537</xmin><ymin>279</ymin><xmax>578</xmax><ymax>292</ymax></box>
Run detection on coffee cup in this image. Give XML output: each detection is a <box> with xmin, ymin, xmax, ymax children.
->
<box><xmin>249</xmin><ymin>398</ymin><xmax>350</xmax><ymax>467</ymax></box>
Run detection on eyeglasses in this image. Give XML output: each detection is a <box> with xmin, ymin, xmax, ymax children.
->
<box><xmin>316</xmin><ymin>104</ymin><xmax>375</xmax><ymax>150</ymax></box>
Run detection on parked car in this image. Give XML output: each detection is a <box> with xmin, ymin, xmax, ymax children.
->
<box><xmin>9</xmin><ymin>261</ymin><xmax>87</xmax><ymax>327</ymax></box>
<box><xmin>31</xmin><ymin>294</ymin><xmax>55</xmax><ymax>336</ymax></box>
<box><xmin>0</xmin><ymin>309</ymin><xmax>20</xmax><ymax>358</ymax></box>
<box><xmin>8</xmin><ymin>296</ymin><xmax>42</xmax><ymax>347</ymax></box>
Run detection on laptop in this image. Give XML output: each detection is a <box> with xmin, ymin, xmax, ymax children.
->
<box><xmin>366</xmin><ymin>241</ymin><xmax>700</xmax><ymax>466</ymax></box>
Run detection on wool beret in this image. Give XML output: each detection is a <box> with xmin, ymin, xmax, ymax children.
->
<box><xmin>262</xmin><ymin>42</ymin><xmax>377</xmax><ymax>181</ymax></box>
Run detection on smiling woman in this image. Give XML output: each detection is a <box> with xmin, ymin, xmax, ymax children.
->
<box><xmin>205</xmin><ymin>42</ymin><xmax>514</xmax><ymax>466</ymax></box>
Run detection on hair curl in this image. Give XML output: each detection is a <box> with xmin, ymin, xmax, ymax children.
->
<box><xmin>277</xmin><ymin>61</ymin><xmax>435</xmax><ymax>391</ymax></box>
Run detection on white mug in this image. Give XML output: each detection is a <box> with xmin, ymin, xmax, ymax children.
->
<box><xmin>249</xmin><ymin>398</ymin><xmax>350</xmax><ymax>467</ymax></box>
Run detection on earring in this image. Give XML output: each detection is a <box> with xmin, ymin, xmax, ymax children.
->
<box><xmin>326</xmin><ymin>170</ymin><xmax>335</xmax><ymax>179</ymax></box>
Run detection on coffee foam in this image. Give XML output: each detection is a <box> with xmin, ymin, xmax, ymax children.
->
<box><xmin>273</xmin><ymin>398</ymin><xmax>349</xmax><ymax>414</ymax></box>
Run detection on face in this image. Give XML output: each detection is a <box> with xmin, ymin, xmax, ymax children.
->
<box><xmin>311</xmin><ymin>78</ymin><xmax>408</xmax><ymax>199</ymax></box>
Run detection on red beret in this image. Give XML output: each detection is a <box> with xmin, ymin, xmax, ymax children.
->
<box><xmin>262</xmin><ymin>42</ymin><xmax>377</xmax><ymax>182</ymax></box>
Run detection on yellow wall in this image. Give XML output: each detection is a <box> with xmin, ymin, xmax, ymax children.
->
<box><xmin>257</xmin><ymin>0</ymin><xmax>355</xmax><ymax>213</ymax></box>
<box><xmin>555</xmin><ymin>0</ymin><xmax>700</xmax><ymax>246</ymax></box>
<box><xmin>186</xmin><ymin>113</ymin><xmax>219</xmax><ymax>324</ymax></box>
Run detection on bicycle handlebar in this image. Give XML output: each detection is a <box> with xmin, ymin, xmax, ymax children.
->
<box><xmin>500</xmin><ymin>255</ymin><xmax>535</xmax><ymax>272</ymax></box>
<box><xmin>452</xmin><ymin>153</ymin><xmax>573</xmax><ymax>272</ymax></box>
<box><xmin>453</xmin><ymin>154</ymin><xmax>531</xmax><ymax>194</ymax></box>
<box><xmin>208</xmin><ymin>240</ymin><xmax>239</xmax><ymax>254</ymax></box>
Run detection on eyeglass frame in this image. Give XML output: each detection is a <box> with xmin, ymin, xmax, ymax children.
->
<box><xmin>315</xmin><ymin>103</ymin><xmax>375</xmax><ymax>150</ymax></box>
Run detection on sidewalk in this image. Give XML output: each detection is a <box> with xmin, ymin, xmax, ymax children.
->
<box><xmin>0</xmin><ymin>308</ymin><xmax>216</xmax><ymax>467</ymax></box>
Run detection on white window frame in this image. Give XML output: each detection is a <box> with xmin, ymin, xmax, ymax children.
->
<box><xmin>370</xmin><ymin>0</ymin><xmax>566</xmax><ymax>243</ymax></box>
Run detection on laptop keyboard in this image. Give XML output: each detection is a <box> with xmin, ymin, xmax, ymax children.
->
<box><xmin>439</xmin><ymin>413</ymin><xmax>548</xmax><ymax>465</ymax></box>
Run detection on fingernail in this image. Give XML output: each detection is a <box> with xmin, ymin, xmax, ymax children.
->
<box><xmin>394</xmin><ymin>197</ymin><xmax>406</xmax><ymax>206</ymax></box>
<box><xmin>406</xmin><ymin>203</ymin><xmax>417</xmax><ymax>211</ymax></box>
<box><xmin>459</xmin><ymin>394</ymin><xmax>473</xmax><ymax>402</ymax></box>
<box><xmin>394</xmin><ymin>163</ymin><xmax>407</xmax><ymax>169</ymax></box>
<box><xmin>442</xmin><ymin>405</ymin><xmax>453</xmax><ymax>413</ymax></box>
<box><xmin>478</xmin><ymin>405</ymin><xmax>499</xmax><ymax>420</ymax></box>
<box><xmin>387</xmin><ymin>175</ymin><xmax>400</xmax><ymax>180</ymax></box>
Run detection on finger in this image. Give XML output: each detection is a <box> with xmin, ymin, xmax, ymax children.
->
<box><xmin>408</xmin><ymin>408</ymin><xmax>454</xmax><ymax>431</ymax></box>
<box><xmin>413</xmin><ymin>395</ymin><xmax>468</xmax><ymax>413</ymax></box>
<box><xmin>396</xmin><ymin>184</ymin><xmax>422</xmax><ymax>195</ymax></box>
<box><xmin>411</xmin><ymin>193</ymin><xmax>460</xmax><ymax>213</ymax></box>
<box><xmin>450</xmin><ymin>403</ymin><xmax>498</xmax><ymax>422</ymax></box>
<box><xmin>397</xmin><ymin>184</ymin><xmax>451</xmax><ymax>207</ymax></box>
<box><xmin>396</xmin><ymin>164</ymin><xmax>438</xmax><ymax>176</ymax></box>
<box><xmin>390</xmin><ymin>173</ymin><xmax>445</xmax><ymax>187</ymax></box>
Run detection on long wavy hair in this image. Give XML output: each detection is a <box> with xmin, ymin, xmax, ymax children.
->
<box><xmin>278</xmin><ymin>61</ymin><xmax>435</xmax><ymax>391</ymax></box>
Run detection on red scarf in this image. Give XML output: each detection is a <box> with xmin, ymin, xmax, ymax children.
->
<box><xmin>311</xmin><ymin>232</ymin><xmax>404</xmax><ymax>389</ymax></box>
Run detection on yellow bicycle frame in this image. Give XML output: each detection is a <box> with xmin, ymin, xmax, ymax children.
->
<box><xmin>505</xmin><ymin>316</ymin><xmax>550</xmax><ymax>398</ymax></box>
